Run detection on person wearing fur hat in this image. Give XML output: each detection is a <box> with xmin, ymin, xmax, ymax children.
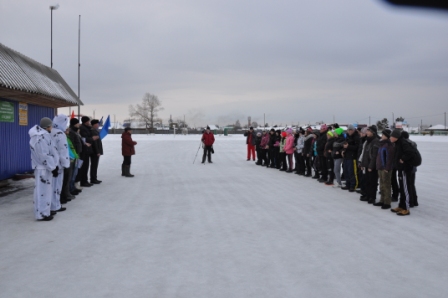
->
<box><xmin>316</xmin><ymin>124</ymin><xmax>329</xmax><ymax>182</ymax></box>
<box><xmin>360</xmin><ymin>126</ymin><xmax>381</xmax><ymax>204</ymax></box>
<box><xmin>29</xmin><ymin>118</ymin><xmax>59</xmax><ymax>221</ymax></box>
<box><xmin>244</xmin><ymin>127</ymin><xmax>257</xmax><ymax>161</ymax></box>
<box><xmin>375</xmin><ymin>129</ymin><xmax>395</xmax><ymax>209</ymax></box>
<box><xmin>89</xmin><ymin>119</ymin><xmax>103</xmax><ymax>184</ymax></box>
<box><xmin>390</xmin><ymin>129</ymin><xmax>420</xmax><ymax>216</ymax></box>
<box><xmin>283</xmin><ymin>129</ymin><xmax>295</xmax><ymax>173</ymax></box>
<box><xmin>341</xmin><ymin>124</ymin><xmax>361</xmax><ymax>192</ymax></box>
<box><xmin>77</xmin><ymin>116</ymin><xmax>98</xmax><ymax>187</ymax></box>
<box><xmin>50</xmin><ymin>114</ymin><xmax>71</xmax><ymax>212</ymax></box>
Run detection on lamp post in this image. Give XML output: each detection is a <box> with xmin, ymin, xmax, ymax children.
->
<box><xmin>49</xmin><ymin>4</ymin><xmax>59</xmax><ymax>68</ymax></box>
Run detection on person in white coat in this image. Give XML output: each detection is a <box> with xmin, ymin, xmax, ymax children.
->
<box><xmin>51</xmin><ymin>114</ymin><xmax>71</xmax><ymax>213</ymax></box>
<box><xmin>29</xmin><ymin>118</ymin><xmax>59</xmax><ymax>221</ymax></box>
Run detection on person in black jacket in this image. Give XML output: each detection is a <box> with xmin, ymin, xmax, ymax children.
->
<box><xmin>390</xmin><ymin>129</ymin><xmax>419</xmax><ymax>216</ymax></box>
<box><xmin>76</xmin><ymin>116</ymin><xmax>98</xmax><ymax>187</ymax></box>
<box><xmin>360</xmin><ymin>126</ymin><xmax>380</xmax><ymax>204</ymax></box>
<box><xmin>68</xmin><ymin>118</ymin><xmax>83</xmax><ymax>195</ymax></box>
<box><xmin>269</xmin><ymin>129</ymin><xmax>280</xmax><ymax>168</ymax></box>
<box><xmin>255</xmin><ymin>132</ymin><xmax>262</xmax><ymax>165</ymax></box>
<box><xmin>341</xmin><ymin>124</ymin><xmax>361</xmax><ymax>192</ymax></box>
<box><xmin>316</xmin><ymin>124</ymin><xmax>329</xmax><ymax>182</ymax></box>
<box><xmin>90</xmin><ymin>119</ymin><xmax>104</xmax><ymax>184</ymax></box>
<box><xmin>324</xmin><ymin>131</ymin><xmax>336</xmax><ymax>185</ymax></box>
<box><xmin>302</xmin><ymin>127</ymin><xmax>315</xmax><ymax>177</ymax></box>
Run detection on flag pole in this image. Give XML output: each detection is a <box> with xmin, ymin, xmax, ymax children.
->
<box><xmin>77</xmin><ymin>15</ymin><xmax>81</xmax><ymax>119</ymax></box>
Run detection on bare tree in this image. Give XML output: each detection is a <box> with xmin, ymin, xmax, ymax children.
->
<box><xmin>129</xmin><ymin>93</ymin><xmax>164</xmax><ymax>133</ymax></box>
<box><xmin>376</xmin><ymin>118</ymin><xmax>389</xmax><ymax>131</ymax></box>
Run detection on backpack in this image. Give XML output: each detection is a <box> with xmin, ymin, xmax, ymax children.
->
<box><xmin>406</xmin><ymin>139</ymin><xmax>422</xmax><ymax>167</ymax></box>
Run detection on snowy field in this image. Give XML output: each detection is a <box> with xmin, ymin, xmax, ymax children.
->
<box><xmin>1</xmin><ymin>134</ymin><xmax>448</xmax><ymax>298</ymax></box>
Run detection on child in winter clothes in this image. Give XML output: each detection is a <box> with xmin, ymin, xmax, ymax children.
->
<box><xmin>376</xmin><ymin>129</ymin><xmax>395</xmax><ymax>210</ymax></box>
<box><xmin>284</xmin><ymin>129</ymin><xmax>295</xmax><ymax>172</ymax></box>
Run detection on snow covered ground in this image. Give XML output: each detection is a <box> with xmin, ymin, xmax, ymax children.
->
<box><xmin>1</xmin><ymin>134</ymin><xmax>447</xmax><ymax>298</ymax></box>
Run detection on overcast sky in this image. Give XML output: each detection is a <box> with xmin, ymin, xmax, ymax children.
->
<box><xmin>1</xmin><ymin>0</ymin><xmax>447</xmax><ymax>127</ymax></box>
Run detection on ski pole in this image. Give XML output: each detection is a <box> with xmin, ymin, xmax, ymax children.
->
<box><xmin>193</xmin><ymin>140</ymin><xmax>202</xmax><ymax>164</ymax></box>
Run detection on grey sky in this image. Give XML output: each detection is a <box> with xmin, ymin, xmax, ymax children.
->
<box><xmin>1</xmin><ymin>0</ymin><xmax>447</xmax><ymax>127</ymax></box>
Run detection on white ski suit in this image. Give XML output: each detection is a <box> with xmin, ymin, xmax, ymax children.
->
<box><xmin>29</xmin><ymin>125</ymin><xmax>58</xmax><ymax>219</ymax></box>
<box><xmin>51</xmin><ymin>115</ymin><xmax>70</xmax><ymax>211</ymax></box>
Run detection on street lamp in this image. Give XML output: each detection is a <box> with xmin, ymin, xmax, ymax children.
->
<box><xmin>49</xmin><ymin>4</ymin><xmax>59</xmax><ymax>68</ymax></box>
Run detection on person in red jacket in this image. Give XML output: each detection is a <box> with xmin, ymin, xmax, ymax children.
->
<box><xmin>201</xmin><ymin>126</ymin><xmax>215</xmax><ymax>164</ymax></box>
<box><xmin>122</xmin><ymin>127</ymin><xmax>137</xmax><ymax>177</ymax></box>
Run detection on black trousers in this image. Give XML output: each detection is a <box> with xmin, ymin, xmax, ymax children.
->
<box><xmin>123</xmin><ymin>155</ymin><xmax>132</xmax><ymax>166</ymax></box>
<box><xmin>365</xmin><ymin>170</ymin><xmax>379</xmax><ymax>200</ymax></box>
<box><xmin>391</xmin><ymin>169</ymin><xmax>399</xmax><ymax>200</ymax></box>
<box><xmin>398</xmin><ymin>170</ymin><xmax>417</xmax><ymax>210</ymax></box>
<box><xmin>77</xmin><ymin>153</ymin><xmax>90</xmax><ymax>184</ymax></box>
<box><xmin>304</xmin><ymin>155</ymin><xmax>312</xmax><ymax>175</ymax></box>
<box><xmin>61</xmin><ymin>160</ymin><xmax>74</xmax><ymax>200</ymax></box>
<box><xmin>279</xmin><ymin>152</ymin><xmax>287</xmax><ymax>170</ymax></box>
<box><xmin>327</xmin><ymin>156</ymin><xmax>334</xmax><ymax>181</ymax></box>
<box><xmin>90</xmin><ymin>155</ymin><xmax>100</xmax><ymax>181</ymax></box>
<box><xmin>319</xmin><ymin>155</ymin><xmax>328</xmax><ymax>179</ymax></box>
<box><xmin>202</xmin><ymin>146</ymin><xmax>212</xmax><ymax>163</ymax></box>
<box><xmin>296</xmin><ymin>153</ymin><xmax>305</xmax><ymax>174</ymax></box>
<box><xmin>271</xmin><ymin>149</ymin><xmax>279</xmax><ymax>168</ymax></box>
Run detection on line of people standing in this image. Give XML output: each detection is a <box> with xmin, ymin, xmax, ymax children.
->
<box><xmin>245</xmin><ymin>124</ymin><xmax>421</xmax><ymax>216</ymax></box>
<box><xmin>29</xmin><ymin>115</ymin><xmax>103</xmax><ymax>221</ymax></box>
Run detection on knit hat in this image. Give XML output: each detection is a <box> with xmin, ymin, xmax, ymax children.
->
<box><xmin>124</xmin><ymin>127</ymin><xmax>132</xmax><ymax>132</ymax></box>
<box><xmin>81</xmin><ymin>116</ymin><xmax>90</xmax><ymax>124</ymax></box>
<box><xmin>382</xmin><ymin>129</ymin><xmax>392</xmax><ymax>138</ymax></box>
<box><xmin>206</xmin><ymin>126</ymin><xmax>210</xmax><ymax>130</ymax></box>
<box><xmin>390</xmin><ymin>129</ymin><xmax>402</xmax><ymax>139</ymax></box>
<box><xmin>327</xmin><ymin>131</ymin><xmax>334</xmax><ymax>137</ymax></box>
<box><xmin>368</xmin><ymin>125</ymin><xmax>378</xmax><ymax>134</ymax></box>
<box><xmin>299</xmin><ymin>128</ymin><xmax>305</xmax><ymax>134</ymax></box>
<box><xmin>320</xmin><ymin>124</ymin><xmax>327</xmax><ymax>131</ymax></box>
<box><xmin>347</xmin><ymin>124</ymin><xmax>355</xmax><ymax>131</ymax></box>
<box><xmin>401</xmin><ymin>131</ymin><xmax>410</xmax><ymax>139</ymax></box>
<box><xmin>40</xmin><ymin>117</ymin><xmax>52</xmax><ymax>128</ymax></box>
<box><xmin>91</xmin><ymin>119</ymin><xmax>99</xmax><ymax>126</ymax></box>
<box><xmin>334</xmin><ymin>128</ymin><xmax>344</xmax><ymax>136</ymax></box>
<box><xmin>286</xmin><ymin>128</ymin><xmax>293</xmax><ymax>134</ymax></box>
<box><xmin>70</xmin><ymin>118</ymin><xmax>79</xmax><ymax>126</ymax></box>
<box><xmin>281</xmin><ymin>132</ymin><xmax>287</xmax><ymax>137</ymax></box>
<box><xmin>249</xmin><ymin>126</ymin><xmax>253</xmax><ymax>130</ymax></box>
<box><xmin>270</xmin><ymin>128</ymin><xmax>275</xmax><ymax>132</ymax></box>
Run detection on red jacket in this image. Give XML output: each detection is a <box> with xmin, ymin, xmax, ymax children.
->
<box><xmin>202</xmin><ymin>132</ymin><xmax>215</xmax><ymax>146</ymax></box>
<box><xmin>122</xmin><ymin>132</ymin><xmax>137</xmax><ymax>156</ymax></box>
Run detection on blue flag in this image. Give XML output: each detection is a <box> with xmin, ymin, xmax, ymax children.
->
<box><xmin>100</xmin><ymin>115</ymin><xmax>110</xmax><ymax>140</ymax></box>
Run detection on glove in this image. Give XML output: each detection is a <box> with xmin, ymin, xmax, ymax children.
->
<box><xmin>52</xmin><ymin>166</ymin><xmax>59</xmax><ymax>177</ymax></box>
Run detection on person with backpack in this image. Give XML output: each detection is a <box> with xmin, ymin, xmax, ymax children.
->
<box><xmin>389</xmin><ymin>129</ymin><xmax>421</xmax><ymax>216</ymax></box>
<box><xmin>375</xmin><ymin>129</ymin><xmax>395</xmax><ymax>210</ymax></box>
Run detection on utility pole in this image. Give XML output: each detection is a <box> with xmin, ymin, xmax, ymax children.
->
<box><xmin>421</xmin><ymin>119</ymin><xmax>423</xmax><ymax>134</ymax></box>
<box><xmin>77</xmin><ymin>15</ymin><xmax>81</xmax><ymax>119</ymax></box>
<box><xmin>264</xmin><ymin>113</ymin><xmax>265</xmax><ymax>128</ymax></box>
<box><xmin>445</xmin><ymin>111</ymin><xmax>446</xmax><ymax>130</ymax></box>
<box><xmin>369</xmin><ymin>116</ymin><xmax>371</xmax><ymax>126</ymax></box>
<box><xmin>392</xmin><ymin>112</ymin><xmax>394</xmax><ymax>128</ymax></box>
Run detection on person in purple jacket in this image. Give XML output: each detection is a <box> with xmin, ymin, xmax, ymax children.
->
<box><xmin>375</xmin><ymin>129</ymin><xmax>395</xmax><ymax>210</ymax></box>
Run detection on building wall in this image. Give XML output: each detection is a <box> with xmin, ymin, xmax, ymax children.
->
<box><xmin>0</xmin><ymin>98</ymin><xmax>54</xmax><ymax>180</ymax></box>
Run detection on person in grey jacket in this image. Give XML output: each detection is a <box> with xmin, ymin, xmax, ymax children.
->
<box><xmin>360</xmin><ymin>126</ymin><xmax>381</xmax><ymax>204</ymax></box>
<box><xmin>294</xmin><ymin>128</ymin><xmax>305</xmax><ymax>175</ymax></box>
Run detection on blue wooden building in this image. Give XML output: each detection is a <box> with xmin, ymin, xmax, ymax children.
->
<box><xmin>0</xmin><ymin>43</ymin><xmax>82</xmax><ymax>180</ymax></box>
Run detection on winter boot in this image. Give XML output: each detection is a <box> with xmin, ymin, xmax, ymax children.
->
<box><xmin>397</xmin><ymin>209</ymin><xmax>410</xmax><ymax>216</ymax></box>
<box><xmin>124</xmin><ymin>165</ymin><xmax>134</xmax><ymax>177</ymax></box>
<box><xmin>75</xmin><ymin>182</ymin><xmax>83</xmax><ymax>191</ymax></box>
<box><xmin>368</xmin><ymin>197</ymin><xmax>376</xmax><ymax>204</ymax></box>
<box><xmin>373</xmin><ymin>202</ymin><xmax>384</xmax><ymax>207</ymax></box>
<box><xmin>391</xmin><ymin>207</ymin><xmax>404</xmax><ymax>213</ymax></box>
<box><xmin>122</xmin><ymin>165</ymin><xmax>125</xmax><ymax>176</ymax></box>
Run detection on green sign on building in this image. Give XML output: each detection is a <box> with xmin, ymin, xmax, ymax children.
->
<box><xmin>0</xmin><ymin>101</ymin><xmax>15</xmax><ymax>122</ymax></box>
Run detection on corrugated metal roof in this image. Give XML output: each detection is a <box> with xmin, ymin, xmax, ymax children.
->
<box><xmin>0</xmin><ymin>43</ymin><xmax>82</xmax><ymax>106</ymax></box>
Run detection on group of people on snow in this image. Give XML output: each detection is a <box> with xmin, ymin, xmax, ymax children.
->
<box><xmin>29</xmin><ymin>116</ymin><xmax>103</xmax><ymax>221</ymax></box>
<box><xmin>244</xmin><ymin>123</ymin><xmax>421</xmax><ymax>216</ymax></box>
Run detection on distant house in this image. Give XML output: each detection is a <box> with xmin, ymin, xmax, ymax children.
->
<box><xmin>425</xmin><ymin>124</ymin><xmax>447</xmax><ymax>131</ymax></box>
<box><xmin>0</xmin><ymin>43</ymin><xmax>82</xmax><ymax>180</ymax></box>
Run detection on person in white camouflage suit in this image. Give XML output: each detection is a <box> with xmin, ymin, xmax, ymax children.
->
<box><xmin>29</xmin><ymin>117</ymin><xmax>59</xmax><ymax>221</ymax></box>
<box><xmin>50</xmin><ymin>114</ymin><xmax>71</xmax><ymax>214</ymax></box>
